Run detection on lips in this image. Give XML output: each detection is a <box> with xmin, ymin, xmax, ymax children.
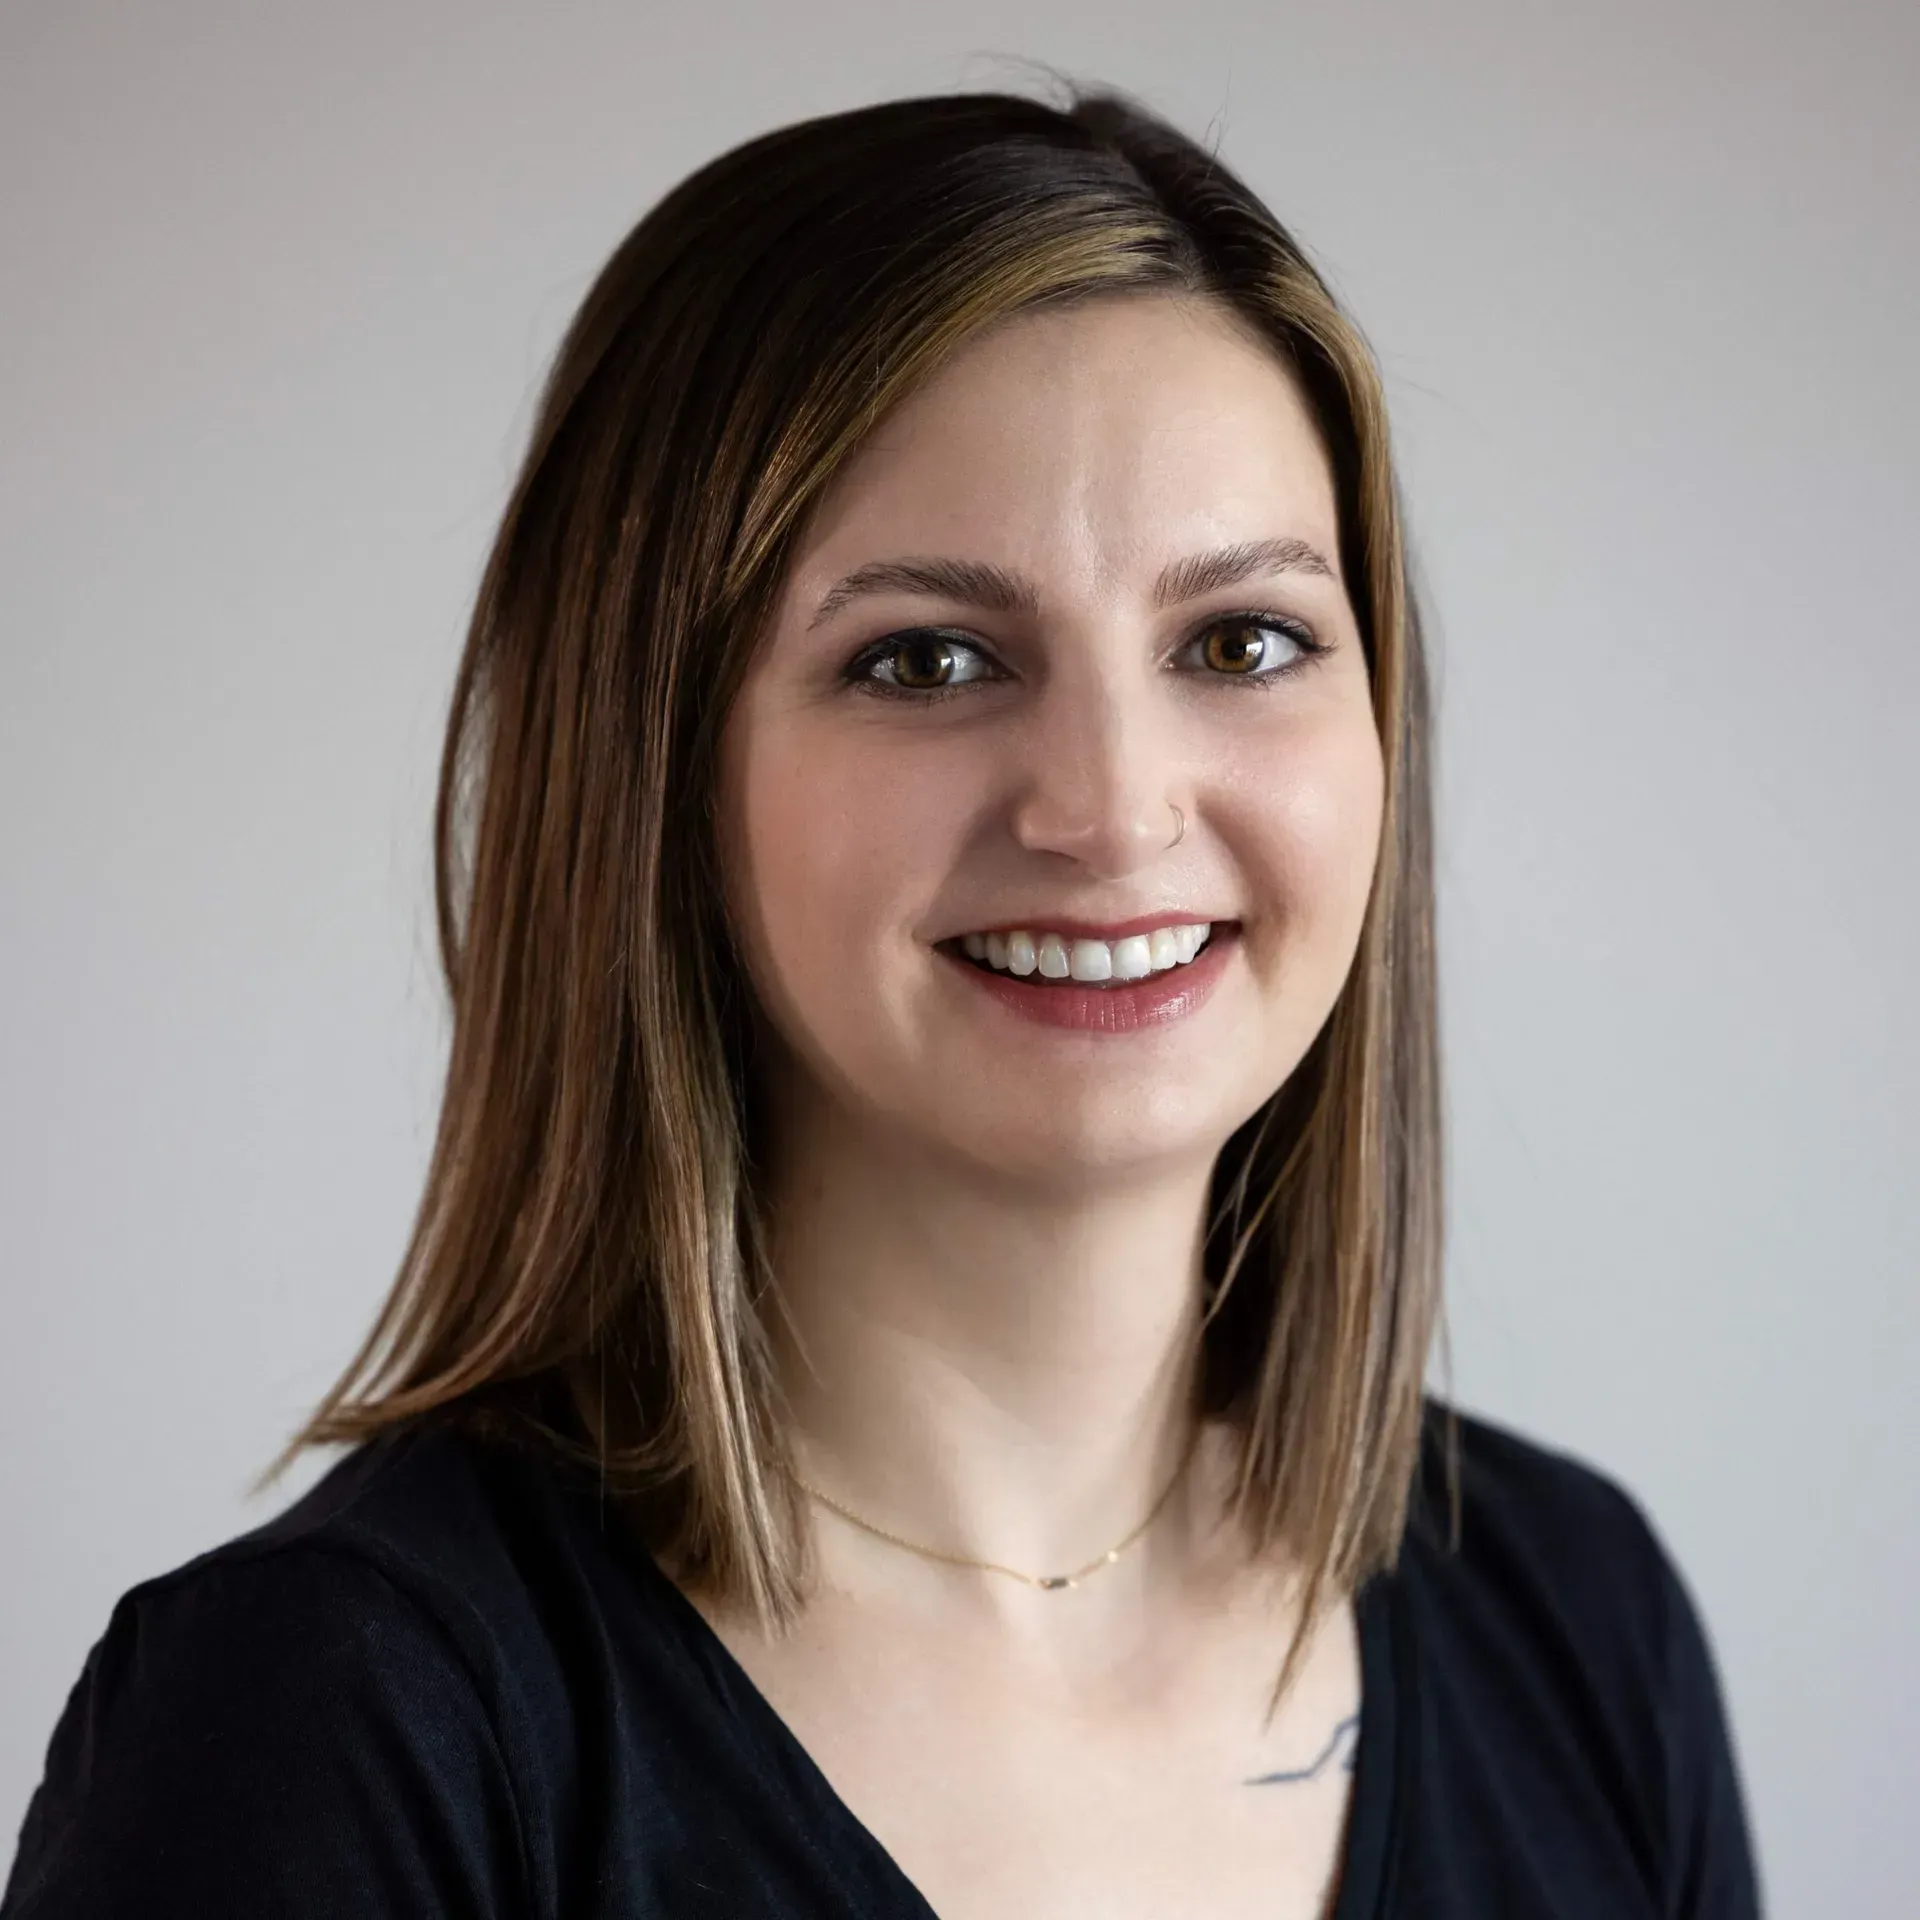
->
<box><xmin>938</xmin><ymin>922</ymin><xmax>1239</xmax><ymax>1034</ymax></box>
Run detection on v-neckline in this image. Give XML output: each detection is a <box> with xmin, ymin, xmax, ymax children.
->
<box><xmin>636</xmin><ymin>1548</ymin><xmax>1408</xmax><ymax>1919</ymax></box>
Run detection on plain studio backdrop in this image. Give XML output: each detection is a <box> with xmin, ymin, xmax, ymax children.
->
<box><xmin>3</xmin><ymin>2</ymin><xmax>1915</xmax><ymax>1910</ymax></box>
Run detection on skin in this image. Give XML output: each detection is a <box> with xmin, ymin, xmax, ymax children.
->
<box><xmin>707</xmin><ymin>291</ymin><xmax>1387</xmax><ymax>1919</ymax></box>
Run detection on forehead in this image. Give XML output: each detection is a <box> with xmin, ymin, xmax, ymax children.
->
<box><xmin>784</xmin><ymin>292</ymin><xmax>1341</xmax><ymax>602</ymax></box>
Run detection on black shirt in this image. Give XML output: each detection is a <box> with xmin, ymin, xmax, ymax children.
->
<box><xmin>2</xmin><ymin>1400</ymin><xmax>1761</xmax><ymax>1917</ymax></box>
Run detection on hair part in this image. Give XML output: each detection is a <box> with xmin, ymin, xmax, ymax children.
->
<box><xmin>257</xmin><ymin>80</ymin><xmax>1446</xmax><ymax>1703</ymax></box>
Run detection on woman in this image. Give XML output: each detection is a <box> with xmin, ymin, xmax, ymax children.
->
<box><xmin>2</xmin><ymin>85</ymin><xmax>1760</xmax><ymax>1918</ymax></box>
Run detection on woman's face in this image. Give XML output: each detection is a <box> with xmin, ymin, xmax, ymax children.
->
<box><xmin>716</xmin><ymin>292</ymin><xmax>1385</xmax><ymax>1185</ymax></box>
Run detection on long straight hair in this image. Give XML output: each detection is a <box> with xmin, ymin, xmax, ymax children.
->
<box><xmin>259</xmin><ymin>82</ymin><xmax>1444</xmax><ymax>1691</ymax></box>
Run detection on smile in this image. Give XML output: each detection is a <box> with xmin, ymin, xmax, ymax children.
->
<box><xmin>935</xmin><ymin>920</ymin><xmax>1240</xmax><ymax>1034</ymax></box>
<box><xmin>953</xmin><ymin>922</ymin><xmax>1216</xmax><ymax>984</ymax></box>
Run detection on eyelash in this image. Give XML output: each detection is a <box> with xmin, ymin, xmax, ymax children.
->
<box><xmin>841</xmin><ymin>612</ymin><xmax>1331</xmax><ymax>705</ymax></box>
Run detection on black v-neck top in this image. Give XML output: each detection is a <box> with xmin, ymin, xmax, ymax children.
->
<box><xmin>2</xmin><ymin>1399</ymin><xmax>1760</xmax><ymax>1917</ymax></box>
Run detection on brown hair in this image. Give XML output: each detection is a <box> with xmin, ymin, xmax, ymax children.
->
<box><xmin>258</xmin><ymin>80</ymin><xmax>1444</xmax><ymax>1689</ymax></box>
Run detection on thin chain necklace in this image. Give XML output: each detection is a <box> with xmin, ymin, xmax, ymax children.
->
<box><xmin>793</xmin><ymin>1442</ymin><xmax>1193</xmax><ymax>1592</ymax></box>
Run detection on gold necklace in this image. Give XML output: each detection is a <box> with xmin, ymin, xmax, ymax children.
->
<box><xmin>793</xmin><ymin>1446</ymin><xmax>1192</xmax><ymax>1592</ymax></box>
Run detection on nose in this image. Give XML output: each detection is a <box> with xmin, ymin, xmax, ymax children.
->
<box><xmin>1007</xmin><ymin>659</ymin><xmax>1187</xmax><ymax>877</ymax></box>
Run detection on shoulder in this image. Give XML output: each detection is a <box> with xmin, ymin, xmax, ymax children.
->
<box><xmin>3</xmin><ymin>1417</ymin><xmax>594</xmax><ymax>1916</ymax></box>
<box><xmin>124</xmin><ymin>1414</ymin><xmax>581</xmax><ymax>1747</ymax></box>
<box><xmin>1384</xmin><ymin>1400</ymin><xmax>1760</xmax><ymax>1917</ymax></box>
<box><xmin>1410</xmin><ymin>1399</ymin><xmax>1675</xmax><ymax>1597</ymax></box>
<box><xmin>1399</xmin><ymin>1399</ymin><xmax>1695</xmax><ymax>1699</ymax></box>
<box><xmin>140</xmin><ymin>1408</ymin><xmax>624</xmax><ymax>1762</ymax></box>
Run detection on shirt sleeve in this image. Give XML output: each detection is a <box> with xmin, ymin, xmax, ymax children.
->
<box><xmin>1</xmin><ymin>1545</ymin><xmax>528</xmax><ymax>1918</ymax></box>
<box><xmin>1654</xmin><ymin>1544</ymin><xmax>1764</xmax><ymax>1920</ymax></box>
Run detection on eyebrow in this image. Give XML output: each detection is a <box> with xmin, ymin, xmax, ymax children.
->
<box><xmin>805</xmin><ymin>536</ymin><xmax>1335</xmax><ymax>630</ymax></box>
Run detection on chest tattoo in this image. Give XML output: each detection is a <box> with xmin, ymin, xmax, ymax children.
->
<box><xmin>1243</xmin><ymin>1712</ymin><xmax>1359</xmax><ymax>1786</ymax></box>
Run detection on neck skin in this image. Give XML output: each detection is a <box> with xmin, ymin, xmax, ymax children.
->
<box><xmin>758</xmin><ymin>1063</ymin><xmax>1221</xmax><ymax>1602</ymax></box>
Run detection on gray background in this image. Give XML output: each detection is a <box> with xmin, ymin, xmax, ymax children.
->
<box><xmin>4</xmin><ymin>2</ymin><xmax>1915</xmax><ymax>1910</ymax></box>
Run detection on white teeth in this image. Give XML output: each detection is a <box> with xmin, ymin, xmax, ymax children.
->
<box><xmin>957</xmin><ymin>922</ymin><xmax>1216</xmax><ymax>983</ymax></box>
<box><xmin>1068</xmin><ymin>939</ymin><xmax>1111</xmax><ymax>982</ymax></box>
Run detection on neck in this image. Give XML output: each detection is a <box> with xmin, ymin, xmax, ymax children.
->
<box><xmin>759</xmin><ymin>1087</ymin><xmax>1217</xmax><ymax>1585</ymax></box>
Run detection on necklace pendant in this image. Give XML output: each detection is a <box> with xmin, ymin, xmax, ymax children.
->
<box><xmin>1038</xmin><ymin>1575</ymin><xmax>1075</xmax><ymax>1591</ymax></box>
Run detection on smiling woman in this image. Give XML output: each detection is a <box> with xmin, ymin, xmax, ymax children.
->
<box><xmin>2</xmin><ymin>82</ymin><xmax>1758</xmax><ymax>1920</ymax></box>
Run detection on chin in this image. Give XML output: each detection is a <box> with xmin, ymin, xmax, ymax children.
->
<box><xmin>903</xmin><ymin>1077</ymin><xmax>1258</xmax><ymax>1185</ymax></box>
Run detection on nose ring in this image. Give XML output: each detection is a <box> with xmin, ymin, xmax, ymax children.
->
<box><xmin>1168</xmin><ymin>802</ymin><xmax>1186</xmax><ymax>849</ymax></box>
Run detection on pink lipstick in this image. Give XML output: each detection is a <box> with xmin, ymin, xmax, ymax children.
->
<box><xmin>938</xmin><ymin>923</ymin><xmax>1238</xmax><ymax>1034</ymax></box>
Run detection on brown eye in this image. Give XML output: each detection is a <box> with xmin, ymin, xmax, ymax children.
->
<box><xmin>849</xmin><ymin>630</ymin><xmax>997</xmax><ymax>699</ymax></box>
<box><xmin>1184</xmin><ymin>615</ymin><xmax>1322</xmax><ymax>684</ymax></box>
<box><xmin>888</xmin><ymin>634</ymin><xmax>956</xmax><ymax>690</ymax></box>
<box><xmin>1201</xmin><ymin>618</ymin><xmax>1278</xmax><ymax>674</ymax></box>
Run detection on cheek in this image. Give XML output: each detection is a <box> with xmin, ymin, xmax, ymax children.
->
<box><xmin>1229</xmin><ymin>706</ymin><xmax>1386</xmax><ymax>958</ymax></box>
<box><xmin>717</xmin><ymin>703</ymin><xmax>952</xmax><ymax>1039</ymax></box>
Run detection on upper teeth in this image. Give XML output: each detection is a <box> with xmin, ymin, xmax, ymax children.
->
<box><xmin>960</xmin><ymin>923</ymin><xmax>1213</xmax><ymax>981</ymax></box>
